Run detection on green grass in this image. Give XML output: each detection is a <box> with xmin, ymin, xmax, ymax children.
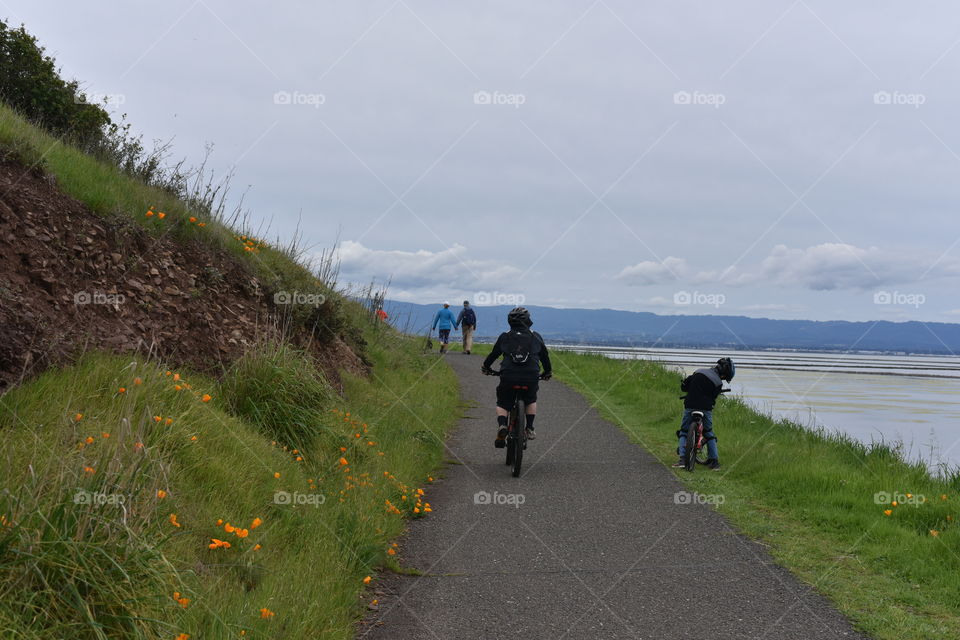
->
<box><xmin>530</xmin><ymin>348</ymin><xmax>960</xmax><ymax>639</ymax></box>
<box><xmin>0</xmin><ymin>330</ymin><xmax>457</xmax><ymax>639</ymax></box>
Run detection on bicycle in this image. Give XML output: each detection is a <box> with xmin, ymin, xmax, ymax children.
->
<box><xmin>485</xmin><ymin>369</ymin><xmax>548</xmax><ymax>478</ymax></box>
<box><xmin>679</xmin><ymin>389</ymin><xmax>730</xmax><ymax>472</ymax></box>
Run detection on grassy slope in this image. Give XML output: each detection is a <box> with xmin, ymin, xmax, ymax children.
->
<box><xmin>0</xmin><ymin>325</ymin><xmax>457</xmax><ymax>639</ymax></box>
<box><xmin>0</xmin><ymin>103</ymin><xmax>320</xmax><ymax>298</ymax></box>
<box><xmin>523</xmin><ymin>347</ymin><xmax>960</xmax><ymax>639</ymax></box>
<box><xmin>0</xmin><ymin>102</ymin><xmax>461</xmax><ymax>638</ymax></box>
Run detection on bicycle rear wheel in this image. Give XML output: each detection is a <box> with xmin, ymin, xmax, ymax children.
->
<box><xmin>512</xmin><ymin>398</ymin><xmax>526</xmax><ymax>477</ymax></box>
<box><xmin>683</xmin><ymin>420</ymin><xmax>698</xmax><ymax>472</ymax></box>
<box><xmin>505</xmin><ymin>404</ymin><xmax>518</xmax><ymax>466</ymax></box>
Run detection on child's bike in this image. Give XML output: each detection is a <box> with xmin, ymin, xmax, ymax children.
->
<box><xmin>680</xmin><ymin>389</ymin><xmax>730</xmax><ymax>472</ymax></box>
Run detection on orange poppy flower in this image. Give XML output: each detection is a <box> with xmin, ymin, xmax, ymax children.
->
<box><xmin>201</xmin><ymin>394</ymin><xmax>211</xmax><ymax>403</ymax></box>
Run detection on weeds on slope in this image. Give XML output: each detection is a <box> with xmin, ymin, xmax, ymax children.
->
<box><xmin>0</xmin><ymin>333</ymin><xmax>457</xmax><ymax>639</ymax></box>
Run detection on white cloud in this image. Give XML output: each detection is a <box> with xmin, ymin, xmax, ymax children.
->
<box><xmin>619</xmin><ymin>243</ymin><xmax>959</xmax><ymax>291</ymax></box>
<box><xmin>334</xmin><ymin>240</ymin><xmax>522</xmax><ymax>292</ymax></box>
<box><xmin>616</xmin><ymin>257</ymin><xmax>687</xmax><ymax>285</ymax></box>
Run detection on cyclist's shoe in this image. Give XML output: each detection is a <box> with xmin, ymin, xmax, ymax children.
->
<box><xmin>494</xmin><ymin>427</ymin><xmax>508</xmax><ymax>448</ymax></box>
<box><xmin>670</xmin><ymin>458</ymin><xmax>686</xmax><ymax>468</ymax></box>
<box><xmin>705</xmin><ymin>458</ymin><xmax>721</xmax><ymax>471</ymax></box>
<box><xmin>525</xmin><ymin>427</ymin><xmax>536</xmax><ymax>440</ymax></box>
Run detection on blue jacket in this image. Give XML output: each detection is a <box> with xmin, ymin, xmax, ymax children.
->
<box><xmin>432</xmin><ymin>307</ymin><xmax>456</xmax><ymax>331</ymax></box>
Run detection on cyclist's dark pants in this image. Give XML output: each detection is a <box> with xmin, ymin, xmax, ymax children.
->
<box><xmin>676</xmin><ymin>408</ymin><xmax>718</xmax><ymax>460</ymax></box>
<box><xmin>496</xmin><ymin>376</ymin><xmax>539</xmax><ymax>411</ymax></box>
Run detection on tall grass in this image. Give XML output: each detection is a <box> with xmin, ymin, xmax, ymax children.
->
<box><xmin>0</xmin><ymin>331</ymin><xmax>458</xmax><ymax>639</ymax></box>
<box><xmin>542</xmin><ymin>348</ymin><xmax>960</xmax><ymax>640</ymax></box>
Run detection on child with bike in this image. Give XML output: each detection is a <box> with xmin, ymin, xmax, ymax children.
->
<box><xmin>672</xmin><ymin>357</ymin><xmax>735</xmax><ymax>471</ymax></box>
<box><xmin>481</xmin><ymin>307</ymin><xmax>552</xmax><ymax>447</ymax></box>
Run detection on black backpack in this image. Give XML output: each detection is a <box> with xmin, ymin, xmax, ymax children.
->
<box><xmin>502</xmin><ymin>329</ymin><xmax>536</xmax><ymax>365</ymax></box>
<box><xmin>462</xmin><ymin>308</ymin><xmax>476</xmax><ymax>325</ymax></box>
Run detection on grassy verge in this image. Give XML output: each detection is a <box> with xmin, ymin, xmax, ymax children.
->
<box><xmin>0</xmin><ymin>328</ymin><xmax>457</xmax><ymax>639</ymax></box>
<box><xmin>526</xmin><ymin>348</ymin><xmax>959</xmax><ymax>639</ymax></box>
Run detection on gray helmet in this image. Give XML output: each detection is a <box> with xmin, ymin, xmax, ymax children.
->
<box><xmin>507</xmin><ymin>307</ymin><xmax>532</xmax><ymax>327</ymax></box>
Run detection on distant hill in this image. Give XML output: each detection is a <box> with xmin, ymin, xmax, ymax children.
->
<box><xmin>382</xmin><ymin>301</ymin><xmax>960</xmax><ymax>354</ymax></box>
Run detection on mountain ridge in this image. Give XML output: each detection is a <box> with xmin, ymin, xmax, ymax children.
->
<box><xmin>383</xmin><ymin>300</ymin><xmax>960</xmax><ymax>354</ymax></box>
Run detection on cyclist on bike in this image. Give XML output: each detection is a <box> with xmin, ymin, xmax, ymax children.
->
<box><xmin>671</xmin><ymin>357</ymin><xmax>735</xmax><ymax>471</ymax></box>
<box><xmin>481</xmin><ymin>307</ymin><xmax>552</xmax><ymax>447</ymax></box>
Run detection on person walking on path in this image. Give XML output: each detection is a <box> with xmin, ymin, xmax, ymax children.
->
<box><xmin>455</xmin><ymin>300</ymin><xmax>477</xmax><ymax>355</ymax></box>
<box><xmin>431</xmin><ymin>301</ymin><xmax>457</xmax><ymax>354</ymax></box>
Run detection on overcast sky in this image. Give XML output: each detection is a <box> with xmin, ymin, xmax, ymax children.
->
<box><xmin>10</xmin><ymin>1</ymin><xmax>960</xmax><ymax>323</ymax></box>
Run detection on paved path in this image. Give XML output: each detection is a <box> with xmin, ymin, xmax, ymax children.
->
<box><xmin>359</xmin><ymin>355</ymin><xmax>868</xmax><ymax>640</ymax></box>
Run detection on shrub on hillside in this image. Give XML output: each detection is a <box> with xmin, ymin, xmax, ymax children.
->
<box><xmin>0</xmin><ymin>21</ymin><xmax>110</xmax><ymax>147</ymax></box>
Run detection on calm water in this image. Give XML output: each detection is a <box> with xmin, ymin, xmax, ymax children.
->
<box><xmin>559</xmin><ymin>345</ymin><xmax>960</xmax><ymax>472</ymax></box>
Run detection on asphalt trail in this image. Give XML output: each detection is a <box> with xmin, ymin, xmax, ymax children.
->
<box><xmin>358</xmin><ymin>354</ymin><xmax>868</xmax><ymax>640</ymax></box>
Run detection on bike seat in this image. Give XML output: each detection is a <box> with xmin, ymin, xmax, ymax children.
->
<box><xmin>691</xmin><ymin>411</ymin><xmax>704</xmax><ymax>419</ymax></box>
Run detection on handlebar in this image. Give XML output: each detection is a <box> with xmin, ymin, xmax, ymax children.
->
<box><xmin>483</xmin><ymin>368</ymin><xmax>551</xmax><ymax>380</ymax></box>
<box><xmin>678</xmin><ymin>388</ymin><xmax>732</xmax><ymax>400</ymax></box>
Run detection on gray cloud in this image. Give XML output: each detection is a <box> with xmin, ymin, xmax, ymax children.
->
<box><xmin>9</xmin><ymin>0</ymin><xmax>960</xmax><ymax>321</ymax></box>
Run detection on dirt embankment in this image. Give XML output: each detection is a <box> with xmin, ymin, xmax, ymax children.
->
<box><xmin>0</xmin><ymin>159</ymin><xmax>362</xmax><ymax>390</ymax></box>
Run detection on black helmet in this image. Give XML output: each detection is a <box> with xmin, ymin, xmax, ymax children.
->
<box><xmin>716</xmin><ymin>357</ymin><xmax>735</xmax><ymax>382</ymax></box>
<box><xmin>507</xmin><ymin>307</ymin><xmax>532</xmax><ymax>328</ymax></box>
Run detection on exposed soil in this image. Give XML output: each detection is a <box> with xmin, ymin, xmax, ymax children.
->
<box><xmin>0</xmin><ymin>159</ymin><xmax>364</xmax><ymax>391</ymax></box>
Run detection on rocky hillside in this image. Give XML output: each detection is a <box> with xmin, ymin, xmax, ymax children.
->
<box><xmin>0</xmin><ymin>157</ymin><xmax>363</xmax><ymax>391</ymax></box>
